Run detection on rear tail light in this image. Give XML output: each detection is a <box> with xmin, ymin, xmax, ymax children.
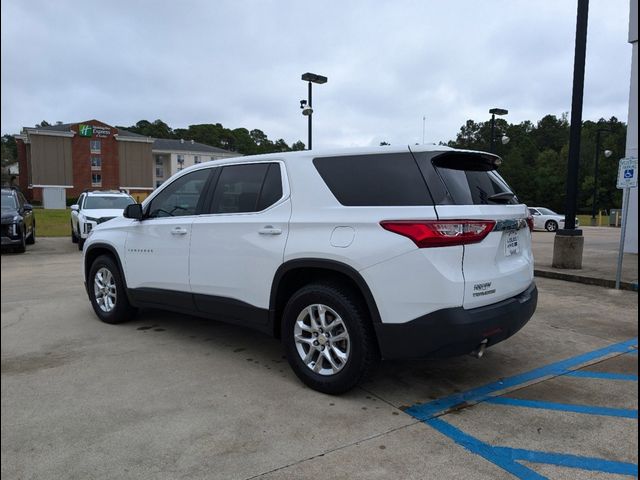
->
<box><xmin>526</xmin><ymin>215</ymin><xmax>534</xmax><ymax>232</ymax></box>
<box><xmin>380</xmin><ymin>220</ymin><xmax>496</xmax><ymax>248</ymax></box>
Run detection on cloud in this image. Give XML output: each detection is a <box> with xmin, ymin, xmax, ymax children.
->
<box><xmin>1</xmin><ymin>0</ymin><xmax>633</xmax><ymax>148</ymax></box>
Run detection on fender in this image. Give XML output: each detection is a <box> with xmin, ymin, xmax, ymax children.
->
<box><xmin>269</xmin><ymin>258</ymin><xmax>382</xmax><ymax>325</ymax></box>
<box><xmin>83</xmin><ymin>242</ymin><xmax>131</xmax><ymax>302</ymax></box>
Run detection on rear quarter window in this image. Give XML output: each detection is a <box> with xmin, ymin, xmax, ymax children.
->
<box><xmin>313</xmin><ymin>153</ymin><xmax>432</xmax><ymax>206</ymax></box>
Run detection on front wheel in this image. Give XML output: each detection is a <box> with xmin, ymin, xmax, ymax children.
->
<box><xmin>545</xmin><ymin>220</ymin><xmax>558</xmax><ymax>232</ymax></box>
<box><xmin>71</xmin><ymin>221</ymin><xmax>78</xmax><ymax>243</ymax></box>
<box><xmin>88</xmin><ymin>255</ymin><xmax>137</xmax><ymax>324</ymax></box>
<box><xmin>15</xmin><ymin>228</ymin><xmax>26</xmax><ymax>253</ymax></box>
<box><xmin>282</xmin><ymin>283</ymin><xmax>378</xmax><ymax>394</ymax></box>
<box><xmin>26</xmin><ymin>222</ymin><xmax>35</xmax><ymax>245</ymax></box>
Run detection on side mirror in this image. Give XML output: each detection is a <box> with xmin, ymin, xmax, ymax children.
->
<box><xmin>70</xmin><ymin>204</ymin><xmax>79</xmax><ymax>211</ymax></box>
<box><xmin>123</xmin><ymin>203</ymin><xmax>143</xmax><ymax>220</ymax></box>
<box><xmin>23</xmin><ymin>203</ymin><xmax>33</xmax><ymax>212</ymax></box>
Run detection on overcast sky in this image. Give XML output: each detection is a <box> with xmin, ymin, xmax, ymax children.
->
<box><xmin>1</xmin><ymin>0</ymin><xmax>633</xmax><ymax>148</ymax></box>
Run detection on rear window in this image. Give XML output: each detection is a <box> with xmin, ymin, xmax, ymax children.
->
<box><xmin>416</xmin><ymin>152</ymin><xmax>518</xmax><ymax>205</ymax></box>
<box><xmin>313</xmin><ymin>153</ymin><xmax>432</xmax><ymax>206</ymax></box>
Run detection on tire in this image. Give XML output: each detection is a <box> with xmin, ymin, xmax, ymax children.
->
<box><xmin>26</xmin><ymin>221</ymin><xmax>35</xmax><ymax>245</ymax></box>
<box><xmin>545</xmin><ymin>220</ymin><xmax>558</xmax><ymax>232</ymax></box>
<box><xmin>87</xmin><ymin>254</ymin><xmax>137</xmax><ymax>324</ymax></box>
<box><xmin>282</xmin><ymin>283</ymin><xmax>379</xmax><ymax>394</ymax></box>
<box><xmin>78</xmin><ymin>237</ymin><xmax>85</xmax><ymax>251</ymax></box>
<box><xmin>15</xmin><ymin>227</ymin><xmax>26</xmax><ymax>253</ymax></box>
<box><xmin>71</xmin><ymin>221</ymin><xmax>78</xmax><ymax>243</ymax></box>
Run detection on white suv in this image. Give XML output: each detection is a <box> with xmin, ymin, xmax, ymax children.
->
<box><xmin>71</xmin><ymin>190</ymin><xmax>135</xmax><ymax>250</ymax></box>
<box><xmin>82</xmin><ymin>146</ymin><xmax>537</xmax><ymax>393</ymax></box>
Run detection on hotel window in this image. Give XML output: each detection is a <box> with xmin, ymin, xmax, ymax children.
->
<box><xmin>194</xmin><ymin>155</ymin><xmax>200</xmax><ymax>164</ymax></box>
<box><xmin>177</xmin><ymin>154</ymin><xmax>185</xmax><ymax>170</ymax></box>
<box><xmin>91</xmin><ymin>156</ymin><xmax>101</xmax><ymax>171</ymax></box>
<box><xmin>90</xmin><ymin>140</ymin><xmax>101</xmax><ymax>153</ymax></box>
<box><xmin>156</xmin><ymin>180</ymin><xmax>164</xmax><ymax>188</ymax></box>
<box><xmin>91</xmin><ymin>173</ymin><xmax>102</xmax><ymax>187</ymax></box>
<box><xmin>155</xmin><ymin>157</ymin><xmax>164</xmax><ymax>178</ymax></box>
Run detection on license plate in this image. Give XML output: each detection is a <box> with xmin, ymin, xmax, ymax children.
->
<box><xmin>505</xmin><ymin>230</ymin><xmax>520</xmax><ymax>256</ymax></box>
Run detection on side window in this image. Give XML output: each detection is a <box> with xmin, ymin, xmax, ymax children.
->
<box><xmin>77</xmin><ymin>194</ymin><xmax>85</xmax><ymax>209</ymax></box>
<box><xmin>209</xmin><ymin>163</ymin><xmax>271</xmax><ymax>214</ymax></box>
<box><xmin>313</xmin><ymin>153</ymin><xmax>432</xmax><ymax>206</ymax></box>
<box><xmin>147</xmin><ymin>169</ymin><xmax>211</xmax><ymax>218</ymax></box>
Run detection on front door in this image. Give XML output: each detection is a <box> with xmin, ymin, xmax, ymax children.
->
<box><xmin>124</xmin><ymin>168</ymin><xmax>212</xmax><ymax>306</ymax></box>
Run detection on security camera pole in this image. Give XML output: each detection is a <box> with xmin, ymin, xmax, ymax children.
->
<box><xmin>301</xmin><ymin>72</ymin><xmax>328</xmax><ymax>150</ymax></box>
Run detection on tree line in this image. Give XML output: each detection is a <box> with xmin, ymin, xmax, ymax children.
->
<box><xmin>445</xmin><ymin>114</ymin><xmax>627</xmax><ymax>214</ymax></box>
<box><xmin>2</xmin><ymin>115</ymin><xmax>627</xmax><ymax>215</ymax></box>
<box><xmin>115</xmin><ymin>119</ymin><xmax>306</xmax><ymax>155</ymax></box>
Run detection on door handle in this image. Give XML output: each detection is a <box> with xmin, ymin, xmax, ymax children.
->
<box><xmin>258</xmin><ymin>226</ymin><xmax>282</xmax><ymax>235</ymax></box>
<box><xmin>171</xmin><ymin>227</ymin><xmax>189</xmax><ymax>236</ymax></box>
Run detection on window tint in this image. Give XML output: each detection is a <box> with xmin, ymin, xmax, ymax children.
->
<box><xmin>416</xmin><ymin>152</ymin><xmax>518</xmax><ymax>205</ymax></box>
<box><xmin>257</xmin><ymin>164</ymin><xmax>283</xmax><ymax>211</ymax></box>
<box><xmin>313</xmin><ymin>153</ymin><xmax>432</xmax><ymax>206</ymax></box>
<box><xmin>2</xmin><ymin>193</ymin><xmax>17</xmax><ymax>209</ymax></box>
<box><xmin>148</xmin><ymin>169</ymin><xmax>210</xmax><ymax>218</ymax></box>
<box><xmin>84</xmin><ymin>196</ymin><xmax>135</xmax><ymax>210</ymax></box>
<box><xmin>210</xmin><ymin>164</ymin><xmax>270</xmax><ymax>214</ymax></box>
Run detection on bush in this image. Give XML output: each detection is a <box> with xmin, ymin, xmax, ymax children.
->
<box><xmin>66</xmin><ymin>197</ymin><xmax>78</xmax><ymax>207</ymax></box>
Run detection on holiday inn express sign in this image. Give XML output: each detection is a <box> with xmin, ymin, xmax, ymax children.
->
<box><xmin>78</xmin><ymin>124</ymin><xmax>111</xmax><ymax>138</ymax></box>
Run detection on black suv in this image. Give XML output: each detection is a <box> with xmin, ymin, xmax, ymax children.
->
<box><xmin>1</xmin><ymin>188</ymin><xmax>36</xmax><ymax>253</ymax></box>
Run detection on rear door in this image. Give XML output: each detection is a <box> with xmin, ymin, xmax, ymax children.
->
<box><xmin>415</xmin><ymin>151</ymin><xmax>533</xmax><ymax>309</ymax></box>
<box><xmin>189</xmin><ymin>162</ymin><xmax>290</xmax><ymax>328</ymax></box>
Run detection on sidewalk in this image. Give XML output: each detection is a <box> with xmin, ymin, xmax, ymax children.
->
<box><xmin>532</xmin><ymin>226</ymin><xmax>639</xmax><ymax>291</ymax></box>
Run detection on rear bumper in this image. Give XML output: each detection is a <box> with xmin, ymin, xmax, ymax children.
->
<box><xmin>374</xmin><ymin>282</ymin><xmax>537</xmax><ymax>359</ymax></box>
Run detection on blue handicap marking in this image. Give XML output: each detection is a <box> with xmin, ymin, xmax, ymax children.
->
<box><xmin>405</xmin><ymin>338</ymin><xmax>639</xmax><ymax>479</ymax></box>
<box><xmin>624</xmin><ymin>168</ymin><xmax>634</xmax><ymax>179</ymax></box>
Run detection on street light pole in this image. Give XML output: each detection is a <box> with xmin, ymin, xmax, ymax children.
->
<box><xmin>308</xmin><ymin>81</ymin><xmax>313</xmax><ymax>150</ymax></box>
<box><xmin>590</xmin><ymin>128</ymin><xmax>610</xmax><ymax>225</ymax></box>
<box><xmin>300</xmin><ymin>72</ymin><xmax>328</xmax><ymax>150</ymax></box>
<box><xmin>489</xmin><ymin>108</ymin><xmax>508</xmax><ymax>153</ymax></box>
<box><xmin>552</xmin><ymin>0</ymin><xmax>589</xmax><ymax>270</ymax></box>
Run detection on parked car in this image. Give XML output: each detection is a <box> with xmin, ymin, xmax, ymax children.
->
<box><xmin>528</xmin><ymin>207</ymin><xmax>578</xmax><ymax>232</ymax></box>
<box><xmin>71</xmin><ymin>190</ymin><xmax>135</xmax><ymax>250</ymax></box>
<box><xmin>1</xmin><ymin>187</ymin><xmax>35</xmax><ymax>253</ymax></box>
<box><xmin>82</xmin><ymin>146</ymin><xmax>537</xmax><ymax>394</ymax></box>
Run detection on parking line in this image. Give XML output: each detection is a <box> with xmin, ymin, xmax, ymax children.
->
<box><xmin>426</xmin><ymin>417</ymin><xmax>547</xmax><ymax>480</ymax></box>
<box><xmin>564</xmin><ymin>371</ymin><xmax>638</xmax><ymax>381</ymax></box>
<box><xmin>485</xmin><ymin>397</ymin><xmax>638</xmax><ymax>419</ymax></box>
<box><xmin>494</xmin><ymin>447</ymin><xmax>639</xmax><ymax>476</ymax></box>
<box><xmin>406</xmin><ymin>338</ymin><xmax>638</xmax><ymax>421</ymax></box>
<box><xmin>426</xmin><ymin>417</ymin><xmax>639</xmax><ymax>478</ymax></box>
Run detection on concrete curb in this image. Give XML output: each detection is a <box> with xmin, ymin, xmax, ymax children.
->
<box><xmin>534</xmin><ymin>269</ymin><xmax>639</xmax><ymax>292</ymax></box>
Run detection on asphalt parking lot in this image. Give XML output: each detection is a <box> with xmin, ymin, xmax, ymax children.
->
<box><xmin>1</xmin><ymin>238</ymin><xmax>638</xmax><ymax>480</ymax></box>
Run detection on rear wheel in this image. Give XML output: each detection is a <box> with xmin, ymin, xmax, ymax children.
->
<box><xmin>282</xmin><ymin>283</ymin><xmax>378</xmax><ymax>394</ymax></box>
<box><xmin>88</xmin><ymin>255</ymin><xmax>137</xmax><ymax>324</ymax></box>
<box><xmin>545</xmin><ymin>220</ymin><xmax>558</xmax><ymax>232</ymax></box>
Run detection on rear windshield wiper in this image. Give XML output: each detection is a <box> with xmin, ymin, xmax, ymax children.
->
<box><xmin>488</xmin><ymin>192</ymin><xmax>516</xmax><ymax>203</ymax></box>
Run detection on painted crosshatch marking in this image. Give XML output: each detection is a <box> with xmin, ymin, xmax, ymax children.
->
<box><xmin>406</xmin><ymin>338</ymin><xmax>639</xmax><ymax>479</ymax></box>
